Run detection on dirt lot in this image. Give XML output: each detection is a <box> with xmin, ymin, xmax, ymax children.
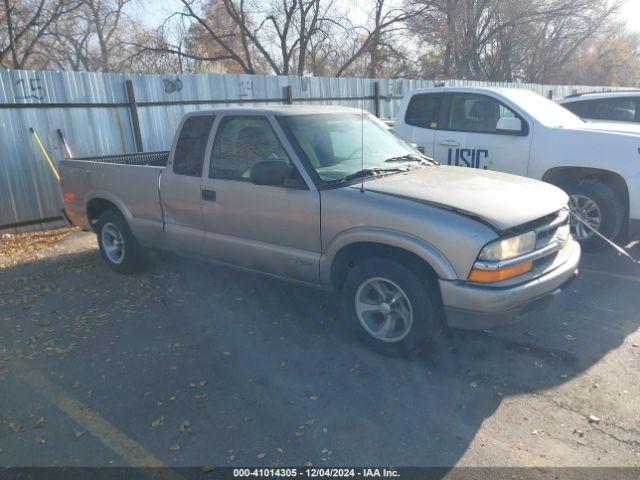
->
<box><xmin>1</xmin><ymin>228</ymin><xmax>639</xmax><ymax>473</ymax></box>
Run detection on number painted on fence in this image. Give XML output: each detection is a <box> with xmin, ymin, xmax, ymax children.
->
<box><xmin>162</xmin><ymin>78</ymin><xmax>183</xmax><ymax>94</ymax></box>
<box><xmin>15</xmin><ymin>78</ymin><xmax>46</xmax><ymax>101</ymax></box>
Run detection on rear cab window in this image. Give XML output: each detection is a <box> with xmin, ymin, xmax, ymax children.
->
<box><xmin>173</xmin><ymin>115</ymin><xmax>215</xmax><ymax>176</ymax></box>
<box><xmin>404</xmin><ymin>93</ymin><xmax>443</xmax><ymax>129</ymax></box>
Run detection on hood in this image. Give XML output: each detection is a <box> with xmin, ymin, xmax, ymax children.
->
<box><xmin>581</xmin><ymin>121</ymin><xmax>640</xmax><ymax>135</ymax></box>
<box><xmin>360</xmin><ymin>166</ymin><xmax>568</xmax><ymax>231</ymax></box>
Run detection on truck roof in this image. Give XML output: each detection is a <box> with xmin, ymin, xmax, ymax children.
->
<box><xmin>187</xmin><ymin>105</ymin><xmax>365</xmax><ymax>116</ymax></box>
<box><xmin>403</xmin><ymin>85</ymin><xmax>525</xmax><ymax>96</ymax></box>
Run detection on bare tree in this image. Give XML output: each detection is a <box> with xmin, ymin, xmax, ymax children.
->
<box><xmin>1</xmin><ymin>0</ymin><xmax>78</xmax><ymax>68</ymax></box>
<box><xmin>44</xmin><ymin>0</ymin><xmax>139</xmax><ymax>71</ymax></box>
<box><xmin>144</xmin><ymin>0</ymin><xmax>339</xmax><ymax>75</ymax></box>
<box><xmin>406</xmin><ymin>0</ymin><xmax>624</xmax><ymax>82</ymax></box>
<box><xmin>333</xmin><ymin>0</ymin><xmax>413</xmax><ymax>77</ymax></box>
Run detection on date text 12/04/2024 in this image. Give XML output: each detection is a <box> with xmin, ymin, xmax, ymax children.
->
<box><xmin>232</xmin><ymin>468</ymin><xmax>400</xmax><ymax>477</ymax></box>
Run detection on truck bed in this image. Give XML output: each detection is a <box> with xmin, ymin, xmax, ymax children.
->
<box><xmin>70</xmin><ymin>151</ymin><xmax>169</xmax><ymax>167</ymax></box>
<box><xmin>60</xmin><ymin>151</ymin><xmax>169</xmax><ymax>245</ymax></box>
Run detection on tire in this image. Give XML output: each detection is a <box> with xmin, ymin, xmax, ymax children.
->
<box><xmin>96</xmin><ymin>209</ymin><xmax>146</xmax><ymax>274</ymax></box>
<box><xmin>562</xmin><ymin>179</ymin><xmax>624</xmax><ymax>251</ymax></box>
<box><xmin>341</xmin><ymin>258</ymin><xmax>441</xmax><ymax>357</ymax></box>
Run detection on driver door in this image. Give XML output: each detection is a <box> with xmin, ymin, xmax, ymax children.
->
<box><xmin>433</xmin><ymin>93</ymin><xmax>532</xmax><ymax>175</ymax></box>
<box><xmin>200</xmin><ymin>115</ymin><xmax>321</xmax><ymax>283</ymax></box>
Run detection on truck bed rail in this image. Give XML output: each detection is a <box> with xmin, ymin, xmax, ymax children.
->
<box><xmin>68</xmin><ymin>151</ymin><xmax>169</xmax><ymax>167</ymax></box>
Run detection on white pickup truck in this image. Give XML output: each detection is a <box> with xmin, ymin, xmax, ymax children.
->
<box><xmin>394</xmin><ymin>86</ymin><xmax>640</xmax><ymax>249</ymax></box>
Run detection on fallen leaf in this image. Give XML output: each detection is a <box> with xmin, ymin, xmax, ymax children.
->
<box><xmin>309</xmin><ymin>395</ymin><xmax>319</xmax><ymax>401</ymax></box>
<box><xmin>180</xmin><ymin>420</ymin><xmax>190</xmax><ymax>433</ymax></box>
<box><xmin>257</xmin><ymin>453</ymin><xmax>266</xmax><ymax>459</ymax></box>
<box><xmin>34</xmin><ymin>417</ymin><xmax>46</xmax><ymax>428</ymax></box>
<box><xmin>223</xmin><ymin>351</ymin><xmax>232</xmax><ymax>356</ymax></box>
<box><xmin>169</xmin><ymin>444</ymin><xmax>180</xmax><ymax>451</ymax></box>
<box><xmin>8</xmin><ymin>421</ymin><xmax>23</xmax><ymax>433</ymax></box>
<box><xmin>151</xmin><ymin>416</ymin><xmax>165</xmax><ymax>428</ymax></box>
<box><xmin>74</xmin><ymin>430</ymin><xmax>86</xmax><ymax>438</ymax></box>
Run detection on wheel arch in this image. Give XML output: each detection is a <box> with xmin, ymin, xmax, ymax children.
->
<box><xmin>543</xmin><ymin>167</ymin><xmax>629</xmax><ymax>221</ymax></box>
<box><xmin>86</xmin><ymin>194</ymin><xmax>129</xmax><ymax>232</ymax></box>
<box><xmin>322</xmin><ymin>230</ymin><xmax>457</xmax><ymax>291</ymax></box>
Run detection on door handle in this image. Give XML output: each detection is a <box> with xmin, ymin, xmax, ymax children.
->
<box><xmin>439</xmin><ymin>140</ymin><xmax>460</xmax><ymax>147</ymax></box>
<box><xmin>201</xmin><ymin>189</ymin><xmax>216</xmax><ymax>202</ymax></box>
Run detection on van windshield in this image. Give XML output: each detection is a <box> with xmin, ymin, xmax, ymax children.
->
<box><xmin>278</xmin><ymin>113</ymin><xmax>425</xmax><ymax>183</ymax></box>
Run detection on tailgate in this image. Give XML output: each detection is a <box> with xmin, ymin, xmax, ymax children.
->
<box><xmin>60</xmin><ymin>152</ymin><xmax>168</xmax><ymax>238</ymax></box>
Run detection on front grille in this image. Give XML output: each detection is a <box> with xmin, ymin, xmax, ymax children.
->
<box><xmin>534</xmin><ymin>209</ymin><xmax>569</xmax><ymax>249</ymax></box>
<box><xmin>528</xmin><ymin>209</ymin><xmax>570</xmax><ymax>277</ymax></box>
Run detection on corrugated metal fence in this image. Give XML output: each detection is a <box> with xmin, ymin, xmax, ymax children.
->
<box><xmin>0</xmin><ymin>69</ymin><xmax>629</xmax><ymax>231</ymax></box>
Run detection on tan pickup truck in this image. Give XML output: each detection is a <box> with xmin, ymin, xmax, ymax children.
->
<box><xmin>60</xmin><ymin>106</ymin><xmax>580</xmax><ymax>355</ymax></box>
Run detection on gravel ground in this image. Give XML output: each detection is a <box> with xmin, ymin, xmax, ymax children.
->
<box><xmin>0</xmin><ymin>228</ymin><xmax>639</xmax><ymax>473</ymax></box>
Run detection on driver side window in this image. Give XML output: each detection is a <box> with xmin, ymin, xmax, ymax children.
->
<box><xmin>209</xmin><ymin>116</ymin><xmax>290</xmax><ymax>181</ymax></box>
<box><xmin>448</xmin><ymin>93</ymin><xmax>519</xmax><ymax>134</ymax></box>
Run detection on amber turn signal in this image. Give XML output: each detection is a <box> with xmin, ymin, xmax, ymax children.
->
<box><xmin>468</xmin><ymin>260</ymin><xmax>533</xmax><ymax>283</ymax></box>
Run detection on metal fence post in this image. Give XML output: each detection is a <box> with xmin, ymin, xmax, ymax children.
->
<box><xmin>284</xmin><ymin>85</ymin><xmax>293</xmax><ymax>105</ymax></box>
<box><xmin>373</xmin><ymin>81</ymin><xmax>380</xmax><ymax>117</ymax></box>
<box><xmin>125</xmin><ymin>80</ymin><xmax>144</xmax><ymax>152</ymax></box>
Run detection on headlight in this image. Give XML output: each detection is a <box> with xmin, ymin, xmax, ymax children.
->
<box><xmin>478</xmin><ymin>231</ymin><xmax>536</xmax><ymax>261</ymax></box>
<box><xmin>554</xmin><ymin>224</ymin><xmax>570</xmax><ymax>245</ymax></box>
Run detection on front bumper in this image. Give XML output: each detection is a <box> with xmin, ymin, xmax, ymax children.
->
<box><xmin>439</xmin><ymin>238</ymin><xmax>581</xmax><ymax>329</ymax></box>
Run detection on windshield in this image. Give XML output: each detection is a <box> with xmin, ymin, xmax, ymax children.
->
<box><xmin>279</xmin><ymin>113</ymin><xmax>423</xmax><ymax>183</ymax></box>
<box><xmin>502</xmin><ymin>89</ymin><xmax>585</xmax><ymax>128</ymax></box>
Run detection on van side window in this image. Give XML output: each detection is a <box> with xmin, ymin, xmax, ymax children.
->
<box><xmin>173</xmin><ymin>115</ymin><xmax>215</xmax><ymax>177</ymax></box>
<box><xmin>405</xmin><ymin>93</ymin><xmax>443</xmax><ymax>129</ymax></box>
<box><xmin>562</xmin><ymin>100</ymin><xmax>591</xmax><ymax>117</ymax></box>
<box><xmin>209</xmin><ymin>116</ymin><xmax>291</xmax><ymax>181</ymax></box>
<box><xmin>590</xmin><ymin>98</ymin><xmax>637</xmax><ymax>122</ymax></box>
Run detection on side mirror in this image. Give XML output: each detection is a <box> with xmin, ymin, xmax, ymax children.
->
<box><xmin>250</xmin><ymin>160</ymin><xmax>301</xmax><ymax>187</ymax></box>
<box><xmin>496</xmin><ymin>117</ymin><xmax>523</xmax><ymax>134</ymax></box>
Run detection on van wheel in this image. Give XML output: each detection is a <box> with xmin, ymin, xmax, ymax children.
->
<box><xmin>342</xmin><ymin>258</ymin><xmax>440</xmax><ymax>356</ymax></box>
<box><xmin>96</xmin><ymin>209</ymin><xmax>145</xmax><ymax>274</ymax></box>
<box><xmin>562</xmin><ymin>179</ymin><xmax>624</xmax><ymax>251</ymax></box>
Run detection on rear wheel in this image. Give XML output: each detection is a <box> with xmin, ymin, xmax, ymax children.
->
<box><xmin>96</xmin><ymin>209</ymin><xmax>146</xmax><ymax>273</ymax></box>
<box><xmin>342</xmin><ymin>258</ymin><xmax>440</xmax><ymax>356</ymax></box>
<box><xmin>562</xmin><ymin>179</ymin><xmax>624</xmax><ymax>251</ymax></box>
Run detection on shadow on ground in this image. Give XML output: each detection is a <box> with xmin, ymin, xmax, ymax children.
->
<box><xmin>1</xmin><ymin>237</ymin><xmax>639</xmax><ymax>469</ymax></box>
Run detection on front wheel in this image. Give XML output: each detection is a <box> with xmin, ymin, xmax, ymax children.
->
<box><xmin>342</xmin><ymin>258</ymin><xmax>440</xmax><ymax>356</ymax></box>
<box><xmin>96</xmin><ymin>209</ymin><xmax>146</xmax><ymax>274</ymax></box>
<box><xmin>562</xmin><ymin>179</ymin><xmax>624</xmax><ymax>251</ymax></box>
